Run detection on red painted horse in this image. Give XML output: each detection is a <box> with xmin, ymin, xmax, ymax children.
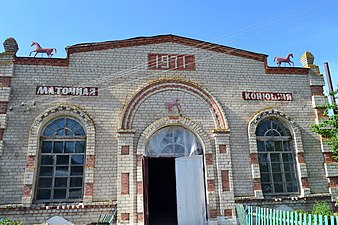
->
<box><xmin>30</xmin><ymin>42</ymin><xmax>56</xmax><ymax>58</ymax></box>
<box><xmin>274</xmin><ymin>53</ymin><xmax>294</xmax><ymax>67</ymax></box>
<box><xmin>166</xmin><ymin>98</ymin><xmax>181</xmax><ymax>114</ymax></box>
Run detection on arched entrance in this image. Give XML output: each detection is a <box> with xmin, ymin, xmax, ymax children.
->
<box><xmin>143</xmin><ymin>126</ymin><xmax>207</xmax><ymax>225</ymax></box>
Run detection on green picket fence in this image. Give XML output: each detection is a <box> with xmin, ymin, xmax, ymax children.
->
<box><xmin>244</xmin><ymin>206</ymin><xmax>338</xmax><ymax>225</ymax></box>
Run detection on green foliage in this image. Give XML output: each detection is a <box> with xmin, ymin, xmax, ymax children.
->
<box><xmin>0</xmin><ymin>218</ymin><xmax>23</xmax><ymax>225</ymax></box>
<box><xmin>311</xmin><ymin>201</ymin><xmax>334</xmax><ymax>217</ymax></box>
<box><xmin>310</xmin><ymin>89</ymin><xmax>338</xmax><ymax>161</ymax></box>
<box><xmin>294</xmin><ymin>209</ymin><xmax>309</xmax><ymax>215</ymax></box>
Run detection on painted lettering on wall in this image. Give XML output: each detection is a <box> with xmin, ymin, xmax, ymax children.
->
<box><xmin>242</xmin><ymin>92</ymin><xmax>292</xmax><ymax>101</ymax></box>
<box><xmin>148</xmin><ymin>54</ymin><xmax>195</xmax><ymax>70</ymax></box>
<box><xmin>36</xmin><ymin>86</ymin><xmax>98</xmax><ymax>96</ymax></box>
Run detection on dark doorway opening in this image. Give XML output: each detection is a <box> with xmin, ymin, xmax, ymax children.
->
<box><xmin>148</xmin><ymin>158</ymin><xmax>177</xmax><ymax>225</ymax></box>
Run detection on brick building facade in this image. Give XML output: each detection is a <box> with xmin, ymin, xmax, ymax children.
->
<box><xmin>0</xmin><ymin>35</ymin><xmax>335</xmax><ymax>225</ymax></box>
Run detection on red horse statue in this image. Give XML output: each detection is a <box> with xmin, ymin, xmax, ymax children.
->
<box><xmin>274</xmin><ymin>53</ymin><xmax>294</xmax><ymax>67</ymax></box>
<box><xmin>30</xmin><ymin>42</ymin><xmax>56</xmax><ymax>58</ymax></box>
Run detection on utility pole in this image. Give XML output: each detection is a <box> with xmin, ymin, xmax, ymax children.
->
<box><xmin>324</xmin><ymin>62</ymin><xmax>336</xmax><ymax>114</ymax></box>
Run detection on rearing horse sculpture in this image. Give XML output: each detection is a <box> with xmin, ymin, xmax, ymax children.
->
<box><xmin>274</xmin><ymin>53</ymin><xmax>294</xmax><ymax>67</ymax></box>
<box><xmin>30</xmin><ymin>42</ymin><xmax>57</xmax><ymax>58</ymax></box>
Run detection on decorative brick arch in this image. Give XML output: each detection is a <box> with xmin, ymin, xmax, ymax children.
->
<box><xmin>137</xmin><ymin>116</ymin><xmax>213</xmax><ymax>156</ymax></box>
<box><xmin>118</xmin><ymin>78</ymin><xmax>228</xmax><ymax>130</ymax></box>
<box><xmin>247</xmin><ymin>109</ymin><xmax>310</xmax><ymax>197</ymax></box>
<box><xmin>22</xmin><ymin>104</ymin><xmax>96</xmax><ymax>204</ymax></box>
<box><xmin>134</xmin><ymin>116</ymin><xmax>214</xmax><ymax>218</ymax></box>
<box><xmin>249</xmin><ymin>109</ymin><xmax>297</xmax><ymax>132</ymax></box>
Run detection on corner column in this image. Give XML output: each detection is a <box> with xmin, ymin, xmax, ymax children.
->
<box><xmin>0</xmin><ymin>38</ymin><xmax>17</xmax><ymax>158</ymax></box>
<box><xmin>301</xmin><ymin>52</ymin><xmax>336</xmax><ymax>200</ymax></box>
<box><xmin>211</xmin><ymin>130</ymin><xmax>236</xmax><ymax>225</ymax></box>
<box><xmin>116</xmin><ymin>130</ymin><xmax>137</xmax><ymax>224</ymax></box>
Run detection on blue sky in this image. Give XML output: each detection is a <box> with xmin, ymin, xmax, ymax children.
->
<box><xmin>1</xmin><ymin>0</ymin><xmax>337</xmax><ymax>93</ymax></box>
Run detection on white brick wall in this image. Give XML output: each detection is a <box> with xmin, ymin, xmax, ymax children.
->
<box><xmin>0</xmin><ymin>40</ymin><xmax>330</xmax><ymax>224</ymax></box>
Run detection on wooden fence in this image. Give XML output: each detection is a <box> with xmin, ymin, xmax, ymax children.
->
<box><xmin>241</xmin><ymin>206</ymin><xmax>338</xmax><ymax>225</ymax></box>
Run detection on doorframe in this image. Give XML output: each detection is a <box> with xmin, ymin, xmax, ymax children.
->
<box><xmin>143</xmin><ymin>157</ymin><xmax>178</xmax><ymax>225</ymax></box>
<box><xmin>142</xmin><ymin>156</ymin><xmax>149</xmax><ymax>225</ymax></box>
<box><xmin>142</xmin><ymin>156</ymin><xmax>208</xmax><ymax>225</ymax></box>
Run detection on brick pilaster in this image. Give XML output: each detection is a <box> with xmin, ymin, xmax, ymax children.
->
<box><xmin>302</xmin><ymin>52</ymin><xmax>337</xmax><ymax>201</ymax></box>
<box><xmin>212</xmin><ymin>131</ymin><xmax>235</xmax><ymax>220</ymax></box>
<box><xmin>116</xmin><ymin>131</ymin><xmax>137</xmax><ymax>224</ymax></box>
<box><xmin>0</xmin><ymin>48</ymin><xmax>15</xmax><ymax>157</ymax></box>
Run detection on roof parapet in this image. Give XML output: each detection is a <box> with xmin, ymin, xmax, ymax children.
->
<box><xmin>301</xmin><ymin>51</ymin><xmax>320</xmax><ymax>74</ymax></box>
<box><xmin>3</xmin><ymin>37</ymin><xmax>19</xmax><ymax>55</ymax></box>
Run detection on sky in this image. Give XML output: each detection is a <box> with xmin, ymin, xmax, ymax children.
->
<box><xmin>1</xmin><ymin>0</ymin><xmax>338</xmax><ymax>94</ymax></box>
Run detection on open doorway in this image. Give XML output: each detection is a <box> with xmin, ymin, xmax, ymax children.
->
<box><xmin>148</xmin><ymin>158</ymin><xmax>177</xmax><ymax>225</ymax></box>
<box><xmin>143</xmin><ymin>126</ymin><xmax>207</xmax><ymax>225</ymax></box>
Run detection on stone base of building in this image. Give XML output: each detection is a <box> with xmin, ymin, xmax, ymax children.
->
<box><xmin>0</xmin><ymin>202</ymin><xmax>116</xmax><ymax>225</ymax></box>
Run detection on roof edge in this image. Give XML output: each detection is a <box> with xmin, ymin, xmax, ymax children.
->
<box><xmin>66</xmin><ymin>34</ymin><xmax>268</xmax><ymax>62</ymax></box>
<box><xmin>11</xmin><ymin>35</ymin><xmax>309</xmax><ymax>75</ymax></box>
<box><xmin>265</xmin><ymin>66</ymin><xmax>309</xmax><ymax>75</ymax></box>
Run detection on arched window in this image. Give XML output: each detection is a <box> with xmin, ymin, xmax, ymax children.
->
<box><xmin>256</xmin><ymin>118</ymin><xmax>299</xmax><ymax>195</ymax></box>
<box><xmin>146</xmin><ymin>126</ymin><xmax>203</xmax><ymax>157</ymax></box>
<box><xmin>35</xmin><ymin>117</ymin><xmax>86</xmax><ymax>202</ymax></box>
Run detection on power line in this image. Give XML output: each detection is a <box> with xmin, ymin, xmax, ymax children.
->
<box><xmin>11</xmin><ymin>0</ymin><xmax>338</xmax><ymax>111</ymax></box>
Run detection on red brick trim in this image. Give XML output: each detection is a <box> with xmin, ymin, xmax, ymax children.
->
<box><xmin>221</xmin><ymin>170</ymin><xmax>230</xmax><ymax>191</ymax></box>
<box><xmin>26</xmin><ymin>156</ymin><xmax>35</xmax><ymax>169</ymax></box>
<box><xmin>67</xmin><ymin>35</ymin><xmax>267</xmax><ymax>62</ymax></box>
<box><xmin>121</xmin><ymin>173</ymin><xmax>129</xmax><ymax>194</ymax></box>
<box><xmin>209</xmin><ymin>209</ymin><xmax>218</xmax><ymax>218</ymax></box>
<box><xmin>137</xmin><ymin>181</ymin><xmax>143</xmax><ymax>194</ymax></box>
<box><xmin>219</xmin><ymin>144</ymin><xmax>227</xmax><ymax>154</ymax></box>
<box><xmin>0</xmin><ymin>102</ymin><xmax>8</xmax><ymax>114</ymax></box>
<box><xmin>86</xmin><ymin>155</ymin><xmax>95</xmax><ymax>168</ymax></box>
<box><xmin>0</xmin><ymin>77</ymin><xmax>11</xmax><ymax>87</ymax></box>
<box><xmin>13</xmin><ymin>57</ymin><xmax>68</xmax><ymax>66</ymax></box>
<box><xmin>84</xmin><ymin>183</ymin><xmax>94</xmax><ymax>196</ymax></box>
<box><xmin>207</xmin><ymin>180</ymin><xmax>215</xmax><ymax>192</ymax></box>
<box><xmin>23</xmin><ymin>184</ymin><xmax>32</xmax><ymax>197</ymax></box>
<box><xmin>224</xmin><ymin>209</ymin><xmax>233</xmax><ymax>217</ymax></box>
<box><xmin>316</xmin><ymin>109</ymin><xmax>327</xmax><ymax>119</ymax></box>
<box><xmin>297</xmin><ymin>153</ymin><xmax>305</xmax><ymax>164</ymax></box>
<box><xmin>168</xmin><ymin>115</ymin><xmax>180</xmax><ymax>120</ymax></box>
<box><xmin>310</xmin><ymin>86</ymin><xmax>324</xmax><ymax>96</ymax></box>
<box><xmin>205</xmin><ymin>153</ymin><xmax>213</xmax><ymax>165</ymax></box>
<box><xmin>323</xmin><ymin>152</ymin><xmax>336</xmax><ymax>164</ymax></box>
<box><xmin>120</xmin><ymin>78</ymin><xmax>227</xmax><ymax>130</ymax></box>
<box><xmin>148</xmin><ymin>53</ymin><xmax>196</xmax><ymax>71</ymax></box>
<box><xmin>121</xmin><ymin>145</ymin><xmax>130</xmax><ymax>155</ymax></box>
<box><xmin>250</xmin><ymin>153</ymin><xmax>259</xmax><ymax>164</ymax></box>
<box><xmin>137</xmin><ymin>213</ymin><xmax>143</xmax><ymax>223</ymax></box>
<box><xmin>137</xmin><ymin>154</ymin><xmax>142</xmax><ymax>167</ymax></box>
<box><xmin>253</xmin><ymin>178</ymin><xmax>262</xmax><ymax>191</ymax></box>
<box><xmin>328</xmin><ymin>177</ymin><xmax>338</xmax><ymax>187</ymax></box>
<box><xmin>265</xmin><ymin>67</ymin><xmax>309</xmax><ymax>75</ymax></box>
<box><xmin>121</xmin><ymin>213</ymin><xmax>130</xmax><ymax>221</ymax></box>
<box><xmin>301</xmin><ymin>178</ymin><xmax>310</xmax><ymax>189</ymax></box>
<box><xmin>0</xmin><ymin>129</ymin><xmax>4</xmax><ymax>140</ymax></box>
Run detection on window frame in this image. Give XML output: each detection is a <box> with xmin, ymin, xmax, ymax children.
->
<box><xmin>35</xmin><ymin>117</ymin><xmax>86</xmax><ymax>203</ymax></box>
<box><xmin>145</xmin><ymin>126</ymin><xmax>203</xmax><ymax>157</ymax></box>
<box><xmin>256</xmin><ymin>118</ymin><xmax>299</xmax><ymax>196</ymax></box>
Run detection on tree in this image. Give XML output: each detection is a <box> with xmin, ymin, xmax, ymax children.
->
<box><xmin>0</xmin><ymin>218</ymin><xmax>23</xmax><ymax>225</ymax></box>
<box><xmin>310</xmin><ymin>89</ymin><xmax>338</xmax><ymax>160</ymax></box>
